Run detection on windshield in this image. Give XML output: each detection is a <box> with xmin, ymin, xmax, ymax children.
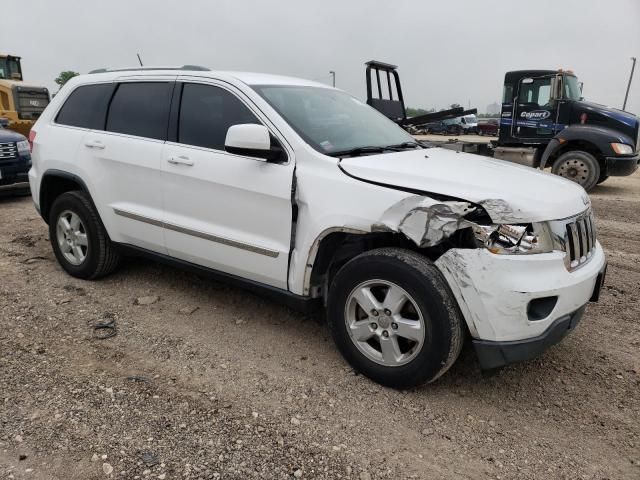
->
<box><xmin>464</xmin><ymin>115</ymin><xmax>477</xmax><ymax>124</ymax></box>
<box><xmin>252</xmin><ymin>85</ymin><xmax>416</xmax><ymax>155</ymax></box>
<box><xmin>563</xmin><ymin>75</ymin><xmax>581</xmax><ymax>100</ymax></box>
<box><xmin>0</xmin><ymin>58</ymin><xmax>21</xmax><ymax>80</ymax></box>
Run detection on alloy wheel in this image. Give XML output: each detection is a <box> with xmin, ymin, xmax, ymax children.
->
<box><xmin>344</xmin><ymin>280</ymin><xmax>426</xmax><ymax>367</ymax></box>
<box><xmin>56</xmin><ymin>210</ymin><xmax>88</xmax><ymax>265</ymax></box>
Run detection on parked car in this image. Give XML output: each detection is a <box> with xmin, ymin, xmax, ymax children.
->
<box><xmin>423</xmin><ymin>120</ymin><xmax>461</xmax><ymax>135</ymax></box>
<box><xmin>477</xmin><ymin>118</ymin><xmax>499</xmax><ymax>136</ymax></box>
<box><xmin>29</xmin><ymin>66</ymin><xmax>607</xmax><ymax>388</ymax></box>
<box><xmin>0</xmin><ymin>124</ymin><xmax>31</xmax><ymax>195</ymax></box>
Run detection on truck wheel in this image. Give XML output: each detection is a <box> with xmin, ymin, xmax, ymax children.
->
<box><xmin>551</xmin><ymin>150</ymin><xmax>600</xmax><ymax>191</ymax></box>
<box><xmin>327</xmin><ymin>248</ymin><xmax>464</xmax><ymax>389</ymax></box>
<box><xmin>49</xmin><ymin>191</ymin><xmax>120</xmax><ymax>279</ymax></box>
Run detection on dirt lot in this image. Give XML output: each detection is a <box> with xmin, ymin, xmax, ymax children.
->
<box><xmin>1</xmin><ymin>173</ymin><xmax>639</xmax><ymax>480</ymax></box>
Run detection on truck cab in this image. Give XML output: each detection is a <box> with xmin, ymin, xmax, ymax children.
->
<box><xmin>498</xmin><ymin>69</ymin><xmax>639</xmax><ymax>190</ymax></box>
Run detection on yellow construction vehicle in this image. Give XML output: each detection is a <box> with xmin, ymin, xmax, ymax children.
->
<box><xmin>0</xmin><ymin>54</ymin><xmax>50</xmax><ymax>136</ymax></box>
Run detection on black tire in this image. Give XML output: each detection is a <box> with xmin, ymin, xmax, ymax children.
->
<box><xmin>48</xmin><ymin>191</ymin><xmax>120</xmax><ymax>279</ymax></box>
<box><xmin>327</xmin><ymin>248</ymin><xmax>464</xmax><ymax>389</ymax></box>
<box><xmin>551</xmin><ymin>150</ymin><xmax>600</xmax><ymax>191</ymax></box>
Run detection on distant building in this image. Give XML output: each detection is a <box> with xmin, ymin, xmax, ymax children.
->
<box><xmin>486</xmin><ymin>102</ymin><xmax>501</xmax><ymax>115</ymax></box>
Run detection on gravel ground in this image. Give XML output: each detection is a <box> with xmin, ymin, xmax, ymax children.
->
<box><xmin>1</xmin><ymin>173</ymin><xmax>639</xmax><ymax>480</ymax></box>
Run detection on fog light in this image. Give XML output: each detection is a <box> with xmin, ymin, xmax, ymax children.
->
<box><xmin>527</xmin><ymin>296</ymin><xmax>558</xmax><ymax>321</ymax></box>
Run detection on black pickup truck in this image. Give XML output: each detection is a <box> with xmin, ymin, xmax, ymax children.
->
<box><xmin>0</xmin><ymin>125</ymin><xmax>31</xmax><ymax>195</ymax></box>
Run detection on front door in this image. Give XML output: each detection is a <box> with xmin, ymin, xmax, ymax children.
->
<box><xmin>162</xmin><ymin>79</ymin><xmax>294</xmax><ymax>289</ymax></box>
<box><xmin>513</xmin><ymin>75</ymin><xmax>558</xmax><ymax>140</ymax></box>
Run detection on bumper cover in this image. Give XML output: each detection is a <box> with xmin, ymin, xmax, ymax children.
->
<box><xmin>473</xmin><ymin>306</ymin><xmax>585</xmax><ymax>369</ymax></box>
<box><xmin>605</xmin><ymin>154</ymin><xmax>639</xmax><ymax>176</ymax></box>
<box><xmin>436</xmin><ymin>244</ymin><xmax>606</xmax><ymax>343</ymax></box>
<box><xmin>0</xmin><ymin>157</ymin><xmax>31</xmax><ymax>188</ymax></box>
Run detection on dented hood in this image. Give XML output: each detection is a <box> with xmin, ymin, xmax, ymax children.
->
<box><xmin>339</xmin><ymin>147</ymin><xmax>589</xmax><ymax>223</ymax></box>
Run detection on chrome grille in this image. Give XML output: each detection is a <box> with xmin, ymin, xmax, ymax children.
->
<box><xmin>0</xmin><ymin>142</ymin><xmax>17</xmax><ymax>161</ymax></box>
<box><xmin>564</xmin><ymin>212</ymin><xmax>597</xmax><ymax>270</ymax></box>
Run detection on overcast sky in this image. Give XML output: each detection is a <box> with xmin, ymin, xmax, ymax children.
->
<box><xmin>2</xmin><ymin>0</ymin><xmax>639</xmax><ymax>114</ymax></box>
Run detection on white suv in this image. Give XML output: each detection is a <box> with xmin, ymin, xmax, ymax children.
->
<box><xmin>29</xmin><ymin>66</ymin><xmax>607</xmax><ymax>388</ymax></box>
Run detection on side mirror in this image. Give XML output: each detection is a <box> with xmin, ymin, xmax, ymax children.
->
<box><xmin>225</xmin><ymin>124</ymin><xmax>283</xmax><ymax>162</ymax></box>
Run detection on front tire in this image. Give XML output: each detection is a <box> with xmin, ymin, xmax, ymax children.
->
<box><xmin>327</xmin><ymin>248</ymin><xmax>464</xmax><ymax>389</ymax></box>
<box><xmin>49</xmin><ymin>191</ymin><xmax>120</xmax><ymax>279</ymax></box>
<box><xmin>551</xmin><ymin>150</ymin><xmax>600</xmax><ymax>191</ymax></box>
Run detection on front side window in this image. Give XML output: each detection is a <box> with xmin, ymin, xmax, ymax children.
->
<box><xmin>252</xmin><ymin>85</ymin><xmax>415</xmax><ymax>155</ymax></box>
<box><xmin>56</xmin><ymin>83</ymin><xmax>115</xmax><ymax>129</ymax></box>
<box><xmin>106</xmin><ymin>82</ymin><xmax>173</xmax><ymax>140</ymax></box>
<box><xmin>178</xmin><ymin>83</ymin><xmax>260</xmax><ymax>150</ymax></box>
<box><xmin>518</xmin><ymin>77</ymin><xmax>552</xmax><ymax>106</ymax></box>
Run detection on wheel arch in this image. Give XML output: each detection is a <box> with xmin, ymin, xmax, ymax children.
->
<box><xmin>303</xmin><ymin>226</ymin><xmax>475</xmax><ymax>300</ymax></box>
<box><xmin>545</xmin><ymin>139</ymin><xmax>604</xmax><ymax>171</ymax></box>
<box><xmin>39</xmin><ymin>169</ymin><xmax>93</xmax><ymax>224</ymax></box>
<box><xmin>540</xmin><ymin>124</ymin><xmax>630</xmax><ymax>170</ymax></box>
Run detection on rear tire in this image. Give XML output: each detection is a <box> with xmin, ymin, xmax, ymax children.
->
<box><xmin>49</xmin><ymin>191</ymin><xmax>120</xmax><ymax>279</ymax></box>
<box><xmin>327</xmin><ymin>248</ymin><xmax>464</xmax><ymax>389</ymax></box>
<box><xmin>551</xmin><ymin>150</ymin><xmax>600</xmax><ymax>191</ymax></box>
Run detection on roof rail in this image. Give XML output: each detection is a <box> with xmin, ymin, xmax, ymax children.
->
<box><xmin>88</xmin><ymin>65</ymin><xmax>211</xmax><ymax>74</ymax></box>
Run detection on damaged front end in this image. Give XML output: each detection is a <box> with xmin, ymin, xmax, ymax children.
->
<box><xmin>372</xmin><ymin>195</ymin><xmax>556</xmax><ymax>255</ymax></box>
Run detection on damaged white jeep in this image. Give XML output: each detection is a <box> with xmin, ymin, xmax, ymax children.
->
<box><xmin>29</xmin><ymin>67</ymin><xmax>607</xmax><ymax>388</ymax></box>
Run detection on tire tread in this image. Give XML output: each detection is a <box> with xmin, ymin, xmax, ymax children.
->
<box><xmin>50</xmin><ymin>191</ymin><xmax>120</xmax><ymax>279</ymax></box>
<box><xmin>327</xmin><ymin>247</ymin><xmax>465</xmax><ymax>388</ymax></box>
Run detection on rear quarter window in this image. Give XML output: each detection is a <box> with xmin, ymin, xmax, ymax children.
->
<box><xmin>55</xmin><ymin>83</ymin><xmax>116</xmax><ymax>129</ymax></box>
<box><xmin>106</xmin><ymin>82</ymin><xmax>173</xmax><ymax>141</ymax></box>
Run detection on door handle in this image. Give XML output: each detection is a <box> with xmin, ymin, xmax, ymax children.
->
<box><xmin>84</xmin><ymin>140</ymin><xmax>105</xmax><ymax>149</ymax></box>
<box><xmin>167</xmin><ymin>156</ymin><xmax>194</xmax><ymax>166</ymax></box>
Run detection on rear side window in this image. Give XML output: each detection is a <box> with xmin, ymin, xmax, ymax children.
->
<box><xmin>178</xmin><ymin>83</ymin><xmax>260</xmax><ymax>150</ymax></box>
<box><xmin>106</xmin><ymin>82</ymin><xmax>173</xmax><ymax>140</ymax></box>
<box><xmin>56</xmin><ymin>84</ymin><xmax>115</xmax><ymax>129</ymax></box>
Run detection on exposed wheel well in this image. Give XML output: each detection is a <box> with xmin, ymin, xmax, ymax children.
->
<box><xmin>548</xmin><ymin>140</ymin><xmax>604</xmax><ymax>169</ymax></box>
<box><xmin>306</xmin><ymin>228</ymin><xmax>475</xmax><ymax>299</ymax></box>
<box><xmin>39</xmin><ymin>173</ymin><xmax>87</xmax><ymax>223</ymax></box>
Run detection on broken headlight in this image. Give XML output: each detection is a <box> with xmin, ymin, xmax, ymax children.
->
<box><xmin>472</xmin><ymin>223</ymin><xmax>554</xmax><ymax>255</ymax></box>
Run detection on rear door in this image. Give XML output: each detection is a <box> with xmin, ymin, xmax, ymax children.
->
<box><xmin>77</xmin><ymin>77</ymin><xmax>175</xmax><ymax>253</ymax></box>
<box><xmin>513</xmin><ymin>75</ymin><xmax>557</xmax><ymax>140</ymax></box>
<box><xmin>161</xmin><ymin>79</ymin><xmax>295</xmax><ymax>289</ymax></box>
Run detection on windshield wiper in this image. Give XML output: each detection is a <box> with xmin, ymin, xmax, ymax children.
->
<box><xmin>329</xmin><ymin>146</ymin><xmax>395</xmax><ymax>158</ymax></box>
<box><xmin>330</xmin><ymin>141</ymin><xmax>423</xmax><ymax>158</ymax></box>
<box><xmin>385</xmin><ymin>141</ymin><xmax>422</xmax><ymax>150</ymax></box>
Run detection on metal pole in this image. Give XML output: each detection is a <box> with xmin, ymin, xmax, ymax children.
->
<box><xmin>329</xmin><ymin>70</ymin><xmax>335</xmax><ymax>87</ymax></box>
<box><xmin>137</xmin><ymin>53</ymin><xmax>144</xmax><ymax>67</ymax></box>
<box><xmin>623</xmin><ymin>56</ymin><xmax>636</xmax><ymax>111</ymax></box>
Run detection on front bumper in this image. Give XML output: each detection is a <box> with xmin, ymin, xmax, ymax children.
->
<box><xmin>473</xmin><ymin>305</ymin><xmax>586</xmax><ymax>369</ymax></box>
<box><xmin>435</xmin><ymin>243</ymin><xmax>606</xmax><ymax>366</ymax></box>
<box><xmin>605</xmin><ymin>154</ymin><xmax>639</xmax><ymax>176</ymax></box>
<box><xmin>0</xmin><ymin>155</ymin><xmax>31</xmax><ymax>189</ymax></box>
